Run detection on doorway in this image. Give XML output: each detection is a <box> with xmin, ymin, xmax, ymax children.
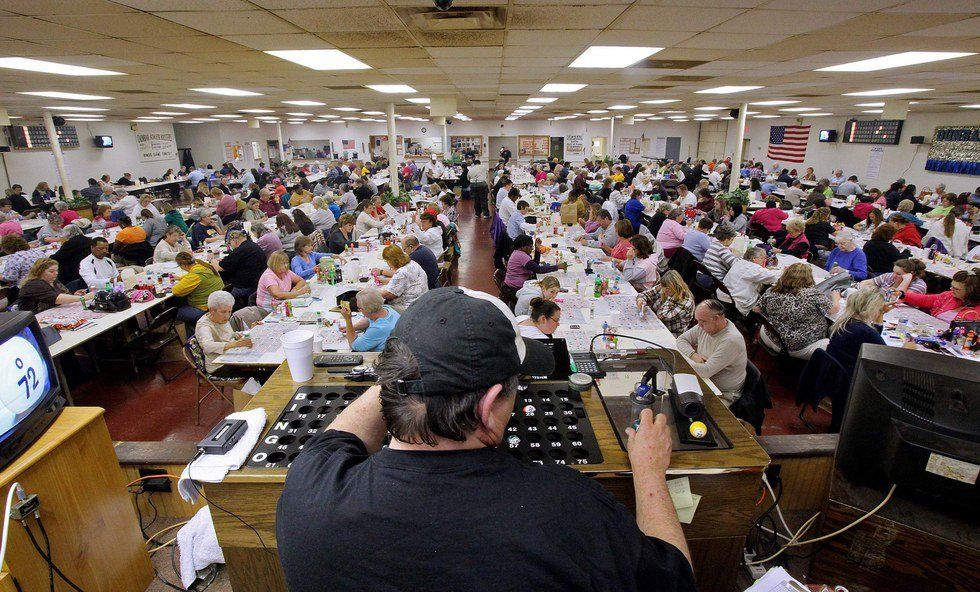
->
<box><xmin>488</xmin><ymin>136</ymin><xmax>518</xmax><ymax>163</ymax></box>
<box><xmin>549</xmin><ymin>137</ymin><xmax>564</xmax><ymax>161</ymax></box>
<box><xmin>591</xmin><ymin>136</ymin><xmax>607</xmax><ymax>160</ymax></box>
<box><xmin>665</xmin><ymin>137</ymin><xmax>681</xmax><ymax>162</ymax></box>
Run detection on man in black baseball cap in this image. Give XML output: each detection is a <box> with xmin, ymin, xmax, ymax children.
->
<box><xmin>277</xmin><ymin>288</ymin><xmax>694</xmax><ymax>592</ymax></box>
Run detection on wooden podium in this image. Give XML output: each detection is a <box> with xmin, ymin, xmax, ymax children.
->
<box><xmin>0</xmin><ymin>408</ymin><xmax>153</xmax><ymax>592</ymax></box>
<box><xmin>210</xmin><ymin>355</ymin><xmax>769</xmax><ymax>592</ymax></box>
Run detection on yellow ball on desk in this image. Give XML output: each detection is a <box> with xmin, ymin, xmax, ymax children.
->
<box><xmin>689</xmin><ymin>421</ymin><xmax>708</xmax><ymax>439</ymax></box>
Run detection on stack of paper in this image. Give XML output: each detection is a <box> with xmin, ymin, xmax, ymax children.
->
<box><xmin>667</xmin><ymin>477</ymin><xmax>702</xmax><ymax>524</ymax></box>
<box><xmin>744</xmin><ymin>567</ymin><xmax>809</xmax><ymax>592</ymax></box>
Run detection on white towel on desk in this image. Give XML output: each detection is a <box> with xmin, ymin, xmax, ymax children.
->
<box><xmin>177</xmin><ymin>407</ymin><xmax>267</xmax><ymax>503</ymax></box>
<box><xmin>177</xmin><ymin>506</ymin><xmax>225</xmax><ymax>589</ymax></box>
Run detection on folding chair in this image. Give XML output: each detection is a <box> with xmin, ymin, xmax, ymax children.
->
<box><xmin>128</xmin><ymin>306</ymin><xmax>186</xmax><ymax>382</ymax></box>
<box><xmin>182</xmin><ymin>336</ymin><xmax>246</xmax><ymax>424</ymax></box>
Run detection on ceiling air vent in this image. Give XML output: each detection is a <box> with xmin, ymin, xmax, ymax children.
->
<box><xmin>397</xmin><ymin>7</ymin><xmax>507</xmax><ymax>31</ymax></box>
<box><xmin>631</xmin><ymin>85</ymin><xmax>675</xmax><ymax>90</ymax></box>
<box><xmin>322</xmin><ymin>86</ymin><xmax>364</xmax><ymax>91</ymax></box>
<box><xmin>114</xmin><ymin>89</ymin><xmax>155</xmax><ymax>94</ymax></box>
<box><xmin>635</xmin><ymin>59</ymin><xmax>708</xmax><ymax>70</ymax></box>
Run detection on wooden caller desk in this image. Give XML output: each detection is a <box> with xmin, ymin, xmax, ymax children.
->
<box><xmin>208</xmin><ymin>353</ymin><xmax>769</xmax><ymax>592</ymax></box>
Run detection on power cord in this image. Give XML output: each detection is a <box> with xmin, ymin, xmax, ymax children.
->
<box><xmin>588</xmin><ymin>331</ymin><xmax>678</xmax><ymax>371</ymax></box>
<box><xmin>20</xmin><ymin>515</ymin><xmax>85</xmax><ymax>592</ymax></box>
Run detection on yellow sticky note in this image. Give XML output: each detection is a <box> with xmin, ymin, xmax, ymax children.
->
<box><xmin>676</xmin><ymin>494</ymin><xmax>702</xmax><ymax>525</ymax></box>
<box><xmin>667</xmin><ymin>477</ymin><xmax>693</xmax><ymax>509</ymax></box>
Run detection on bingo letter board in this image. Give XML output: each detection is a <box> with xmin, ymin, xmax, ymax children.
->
<box><xmin>504</xmin><ymin>382</ymin><xmax>604</xmax><ymax>466</ymax></box>
<box><xmin>842</xmin><ymin>119</ymin><xmax>903</xmax><ymax>145</ymax></box>
<box><xmin>248</xmin><ymin>382</ymin><xmax>604</xmax><ymax>469</ymax></box>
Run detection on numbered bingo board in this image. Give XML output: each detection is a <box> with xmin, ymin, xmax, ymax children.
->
<box><xmin>503</xmin><ymin>382</ymin><xmax>604</xmax><ymax>466</ymax></box>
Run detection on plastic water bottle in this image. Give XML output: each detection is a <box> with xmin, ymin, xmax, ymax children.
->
<box><xmin>896</xmin><ymin>317</ymin><xmax>909</xmax><ymax>339</ymax></box>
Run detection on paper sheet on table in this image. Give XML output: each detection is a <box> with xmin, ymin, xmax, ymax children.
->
<box><xmin>383</xmin><ymin>203</ymin><xmax>399</xmax><ymax>219</ymax></box>
<box><xmin>675</xmin><ymin>494</ymin><xmax>701</xmax><ymax>524</ymax></box>
<box><xmin>667</xmin><ymin>477</ymin><xmax>694</xmax><ymax>509</ymax></box>
<box><xmin>744</xmin><ymin>566</ymin><xmax>809</xmax><ymax>592</ymax></box>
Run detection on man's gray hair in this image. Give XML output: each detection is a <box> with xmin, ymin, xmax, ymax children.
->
<box><xmin>355</xmin><ymin>287</ymin><xmax>385</xmax><ymax>314</ymax></box>
<box><xmin>54</xmin><ymin>200</ymin><xmax>68</xmax><ymax>211</ymax></box>
<box><xmin>744</xmin><ymin>246</ymin><xmax>766</xmax><ymax>261</ymax></box>
<box><xmin>207</xmin><ymin>290</ymin><xmax>235</xmax><ymax>310</ymax></box>
<box><xmin>712</xmin><ymin>222</ymin><xmax>737</xmax><ymax>241</ymax></box>
<box><xmin>401</xmin><ymin>235</ymin><xmax>420</xmax><ymax>250</ymax></box>
<box><xmin>699</xmin><ymin>299</ymin><xmax>726</xmax><ymax>316</ymax></box>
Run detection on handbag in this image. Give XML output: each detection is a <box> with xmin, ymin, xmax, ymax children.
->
<box><xmin>90</xmin><ymin>289</ymin><xmax>132</xmax><ymax>312</ymax></box>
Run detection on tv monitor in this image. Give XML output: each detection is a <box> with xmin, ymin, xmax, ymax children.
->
<box><xmin>532</xmin><ymin>338</ymin><xmax>572</xmax><ymax>380</ymax></box>
<box><xmin>93</xmin><ymin>135</ymin><xmax>113</xmax><ymax>148</ymax></box>
<box><xmin>818</xmin><ymin>129</ymin><xmax>838</xmax><ymax>142</ymax></box>
<box><xmin>836</xmin><ymin>345</ymin><xmax>979</xmax><ymax>513</ymax></box>
<box><xmin>0</xmin><ymin>312</ymin><xmax>65</xmax><ymax>471</ymax></box>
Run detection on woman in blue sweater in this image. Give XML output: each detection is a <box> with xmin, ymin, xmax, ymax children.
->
<box><xmin>824</xmin><ymin>229</ymin><xmax>868</xmax><ymax>280</ymax></box>
<box><xmin>826</xmin><ymin>288</ymin><xmax>886</xmax><ymax>380</ymax></box>
<box><xmin>623</xmin><ymin>189</ymin><xmax>646</xmax><ymax>233</ymax></box>
<box><xmin>290</xmin><ymin>235</ymin><xmax>333</xmax><ymax>280</ymax></box>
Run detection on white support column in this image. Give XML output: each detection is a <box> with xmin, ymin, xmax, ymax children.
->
<box><xmin>43</xmin><ymin>111</ymin><xmax>72</xmax><ymax>198</ymax></box>
<box><xmin>608</xmin><ymin>117</ymin><xmax>616</xmax><ymax>160</ymax></box>
<box><xmin>442</xmin><ymin>122</ymin><xmax>449</xmax><ymax>159</ymax></box>
<box><xmin>276</xmin><ymin>122</ymin><xmax>286</xmax><ymax>163</ymax></box>
<box><xmin>729</xmin><ymin>103</ymin><xmax>748</xmax><ymax>192</ymax></box>
<box><xmin>386</xmin><ymin>103</ymin><xmax>399</xmax><ymax>197</ymax></box>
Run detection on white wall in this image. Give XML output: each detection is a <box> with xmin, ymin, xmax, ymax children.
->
<box><xmin>172</xmin><ymin>118</ymin><xmax>704</xmax><ymax>170</ymax></box>
<box><xmin>724</xmin><ymin>110</ymin><xmax>980</xmax><ymax>194</ymax></box>
<box><xmin>1</xmin><ymin>122</ymin><xmax>180</xmax><ymax>194</ymax></box>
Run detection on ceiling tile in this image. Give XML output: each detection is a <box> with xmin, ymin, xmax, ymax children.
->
<box><xmin>884</xmin><ymin>0</ymin><xmax>980</xmax><ymax>13</ymax></box>
<box><xmin>710</xmin><ymin>9</ymin><xmax>860</xmax><ymax>34</ymax></box>
<box><xmin>276</xmin><ymin>8</ymin><xmax>405</xmax><ymax>32</ymax></box>
<box><xmin>112</xmin><ymin>0</ymin><xmax>254</xmax><ymax>9</ymax></box>
<box><xmin>676</xmin><ymin>33</ymin><xmax>788</xmax><ymax>50</ymax></box>
<box><xmin>509</xmin><ymin>5</ymin><xmax>627</xmax><ymax>30</ymax></box>
<box><xmin>2</xmin><ymin>0</ymin><xmax>138</xmax><ymax>15</ymax></box>
<box><xmin>317</xmin><ymin>31</ymin><xmax>418</xmax><ymax>48</ymax></box>
<box><xmin>611</xmin><ymin>6</ymin><xmax>745</xmax><ymax>30</ymax></box>
<box><xmin>153</xmin><ymin>10</ymin><xmax>300</xmax><ymax>35</ymax></box>
<box><xmin>43</xmin><ymin>13</ymin><xmax>202</xmax><ymax>37</ymax></box>
<box><xmin>221</xmin><ymin>33</ymin><xmax>328</xmax><ymax>50</ymax></box>
<box><xmin>902</xmin><ymin>16</ymin><xmax>980</xmax><ymax>37</ymax></box>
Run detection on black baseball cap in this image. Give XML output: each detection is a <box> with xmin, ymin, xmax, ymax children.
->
<box><xmin>389</xmin><ymin>287</ymin><xmax>555</xmax><ymax>397</ymax></box>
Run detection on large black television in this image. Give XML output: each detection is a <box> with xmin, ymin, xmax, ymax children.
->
<box><xmin>0</xmin><ymin>312</ymin><xmax>65</xmax><ymax>471</ymax></box>
<box><xmin>836</xmin><ymin>345</ymin><xmax>979</xmax><ymax>513</ymax></box>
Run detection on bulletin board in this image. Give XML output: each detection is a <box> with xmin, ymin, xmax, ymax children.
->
<box><xmin>519</xmin><ymin>135</ymin><xmax>549</xmax><ymax>158</ymax></box>
<box><xmin>369</xmin><ymin>135</ymin><xmax>404</xmax><ymax>158</ymax></box>
<box><xmin>450</xmin><ymin>135</ymin><xmax>482</xmax><ymax>155</ymax></box>
<box><xmin>224</xmin><ymin>142</ymin><xmax>243</xmax><ymax>162</ymax></box>
<box><xmin>618</xmin><ymin>137</ymin><xmax>641</xmax><ymax>156</ymax></box>
<box><xmin>566</xmin><ymin>134</ymin><xmax>585</xmax><ymax>155</ymax></box>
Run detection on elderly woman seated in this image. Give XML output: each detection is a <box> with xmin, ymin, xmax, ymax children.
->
<box><xmin>339</xmin><ymin>287</ymin><xmax>401</xmax><ymax>352</ymax></box>
<box><xmin>194</xmin><ymin>290</ymin><xmax>254</xmax><ymax>377</ymax></box>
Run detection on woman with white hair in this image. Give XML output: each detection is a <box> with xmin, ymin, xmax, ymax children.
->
<box><xmin>36</xmin><ymin>213</ymin><xmax>67</xmax><ymax>245</ymax></box>
<box><xmin>54</xmin><ymin>200</ymin><xmax>80</xmax><ymax>225</ymax></box>
<box><xmin>824</xmin><ymin>228</ymin><xmax>868</xmax><ymax>281</ymax></box>
<box><xmin>310</xmin><ymin>196</ymin><xmax>336</xmax><ymax>232</ymax></box>
<box><xmin>339</xmin><ymin>287</ymin><xmax>401</xmax><ymax>352</ymax></box>
<box><xmin>195</xmin><ymin>290</ymin><xmax>253</xmax><ymax>376</ymax></box>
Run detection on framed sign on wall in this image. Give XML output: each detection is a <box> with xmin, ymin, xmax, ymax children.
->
<box><xmin>925</xmin><ymin>126</ymin><xmax>980</xmax><ymax>176</ymax></box>
<box><xmin>136</xmin><ymin>131</ymin><xmax>178</xmax><ymax>162</ymax></box>
<box><xmin>519</xmin><ymin>135</ymin><xmax>549</xmax><ymax>158</ymax></box>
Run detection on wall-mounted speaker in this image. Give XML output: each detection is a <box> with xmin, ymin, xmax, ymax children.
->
<box><xmin>729</xmin><ymin>108</ymin><xmax>739</xmax><ymax>119</ymax></box>
<box><xmin>52</xmin><ymin>116</ymin><xmax>66</xmax><ymax>126</ymax></box>
<box><xmin>910</xmin><ymin>136</ymin><xmax>926</xmax><ymax>144</ymax></box>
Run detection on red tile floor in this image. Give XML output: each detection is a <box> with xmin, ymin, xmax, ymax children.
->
<box><xmin>68</xmin><ymin>197</ymin><xmax>831</xmax><ymax>442</ymax></box>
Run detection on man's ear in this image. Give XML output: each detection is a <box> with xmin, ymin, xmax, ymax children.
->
<box><xmin>475</xmin><ymin>384</ymin><xmax>511</xmax><ymax>445</ymax></box>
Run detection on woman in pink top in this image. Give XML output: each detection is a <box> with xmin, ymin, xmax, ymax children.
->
<box><xmin>55</xmin><ymin>201</ymin><xmax>79</xmax><ymax>224</ymax></box>
<box><xmin>619</xmin><ymin>235</ymin><xmax>659</xmax><ymax>291</ymax></box>
<box><xmin>608</xmin><ymin>220</ymin><xmax>634</xmax><ymax>261</ymax></box>
<box><xmin>903</xmin><ymin>269</ymin><xmax>980</xmax><ymax>322</ymax></box>
<box><xmin>255</xmin><ymin>250</ymin><xmax>310</xmax><ymax>311</ymax></box>
<box><xmin>656</xmin><ymin>207</ymin><xmax>688</xmax><ymax>258</ymax></box>
<box><xmin>215</xmin><ymin>191</ymin><xmax>238</xmax><ymax>219</ymax></box>
<box><xmin>748</xmin><ymin>200</ymin><xmax>788</xmax><ymax>238</ymax></box>
<box><xmin>0</xmin><ymin>214</ymin><xmax>23</xmax><ymax>237</ymax></box>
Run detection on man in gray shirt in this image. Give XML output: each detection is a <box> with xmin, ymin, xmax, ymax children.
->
<box><xmin>836</xmin><ymin>175</ymin><xmax>862</xmax><ymax>197</ymax></box>
<box><xmin>336</xmin><ymin>184</ymin><xmax>358</xmax><ymax>214</ymax></box>
<box><xmin>577</xmin><ymin>210</ymin><xmax>617</xmax><ymax>250</ymax></box>
<box><xmin>676</xmin><ymin>300</ymin><xmax>747</xmax><ymax>404</ymax></box>
<box><xmin>783</xmin><ymin>180</ymin><xmax>807</xmax><ymax>206</ymax></box>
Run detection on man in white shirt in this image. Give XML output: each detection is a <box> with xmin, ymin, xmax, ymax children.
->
<box><xmin>237</xmin><ymin>168</ymin><xmax>255</xmax><ymax>187</ymax></box>
<box><xmin>829</xmin><ymin>169</ymin><xmax>845</xmax><ymax>185</ymax></box>
<box><xmin>675</xmin><ymin>184</ymin><xmax>696</xmax><ymax>208</ymax></box>
<box><xmin>468</xmin><ymin>160</ymin><xmax>490</xmax><ymax>219</ymax></box>
<box><xmin>718</xmin><ymin>247</ymin><xmax>780</xmax><ymax>316</ymax></box>
<box><xmin>79</xmin><ymin>237</ymin><xmax>119</xmax><ymax>290</ymax></box>
<box><xmin>497</xmin><ymin>187</ymin><xmax>518</xmax><ymax>229</ymax></box>
<box><xmin>113</xmin><ymin>190</ymin><xmax>139</xmax><ymax>219</ymax></box>
<box><xmin>188</xmin><ymin>166</ymin><xmax>208</xmax><ymax>187</ymax></box>
<box><xmin>707</xmin><ymin>168</ymin><xmax>722</xmax><ymax>189</ymax></box>
<box><xmin>495</xmin><ymin>179</ymin><xmax>513</xmax><ymax>211</ymax></box>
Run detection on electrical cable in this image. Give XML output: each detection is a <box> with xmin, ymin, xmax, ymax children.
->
<box><xmin>125</xmin><ymin>474</ymin><xmax>181</xmax><ymax>488</ymax></box>
<box><xmin>20</xmin><ymin>518</ymin><xmax>85</xmax><ymax>592</ymax></box>
<box><xmin>746</xmin><ymin>484</ymin><xmax>897</xmax><ymax>566</ymax></box>
<box><xmin>0</xmin><ymin>483</ymin><xmax>20</xmax><ymax>572</ymax></box>
<box><xmin>145</xmin><ymin>521</ymin><xmax>189</xmax><ymax>546</ymax></box>
<box><xmin>588</xmin><ymin>332</ymin><xmax>678</xmax><ymax>371</ymax></box>
<box><xmin>762</xmin><ymin>473</ymin><xmax>793</xmax><ymax>538</ymax></box>
<box><xmin>148</xmin><ymin>537</ymin><xmax>177</xmax><ymax>554</ymax></box>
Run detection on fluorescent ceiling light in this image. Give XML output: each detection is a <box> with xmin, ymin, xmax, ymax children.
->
<box><xmin>342</xmin><ymin>116</ymin><xmax>360</xmax><ymax>120</ymax></box>
<box><xmin>694</xmin><ymin>106</ymin><xmax>726</xmax><ymax>111</ymax></box>
<box><xmin>316</xmin><ymin>114</ymin><xmax>339</xmax><ymax>119</ymax></box>
<box><xmin>817</xmin><ymin>52</ymin><xmax>974</xmax><ymax>72</ymax></box>
<box><xmin>854</xmin><ymin>102</ymin><xmax>885</xmax><ymax>107</ymax></box>
<box><xmin>648</xmin><ymin>117</ymin><xmax>664</xmax><ymax>120</ymax></box>
<box><xmin>540</xmin><ymin>83</ymin><xmax>587</xmax><ymax>93</ymax></box>
<box><xmin>362</xmin><ymin>111</ymin><xmax>385</xmax><ymax>115</ymax></box>
<box><xmin>589</xmin><ymin>118</ymin><xmax>607</xmax><ymax>121</ymax></box>
<box><xmin>139</xmin><ymin>116</ymin><xmax>170</xmax><ymax>120</ymax></box>
<box><xmin>194</xmin><ymin>118</ymin><xmax>219</xmax><ymax>122</ymax></box>
<box><xmin>132</xmin><ymin>119</ymin><xmax>160</xmax><ymax>122</ymax></box>
<box><xmin>672</xmin><ymin>118</ymin><xmax>689</xmax><ymax>122</ymax></box>
<box><xmin>312</xmin><ymin>119</ymin><xmax>331</xmax><ymax>122</ymax></box>
<box><xmin>162</xmin><ymin>103</ymin><xmax>213</xmax><ymax>109</ymax></box>
<box><xmin>153</xmin><ymin>111</ymin><xmax>187</xmax><ymax>116</ymax></box>
<box><xmin>366</xmin><ymin>84</ymin><xmax>416</xmax><ymax>93</ymax></box>
<box><xmin>177</xmin><ymin>121</ymin><xmax>202</xmax><ymax>124</ymax></box>
<box><xmin>0</xmin><ymin>57</ymin><xmax>123</xmax><ymax>76</ymax></box>
<box><xmin>694</xmin><ymin>117</ymin><xmax>713</xmax><ymax>120</ymax></box>
<box><xmin>668</xmin><ymin>115</ymin><xmax>687</xmax><ymax>119</ymax></box>
<box><xmin>212</xmin><ymin>114</ymin><xmax>239</xmax><ymax>118</ymax></box>
<box><xmin>779</xmin><ymin>107</ymin><xmax>821</xmax><ymax>112</ymax></box>
<box><xmin>288</xmin><ymin>121</ymin><xmax>305</xmax><ymax>124</ymax></box>
<box><xmin>47</xmin><ymin>105</ymin><xmax>108</xmax><ymax>112</ymax></box>
<box><xmin>587</xmin><ymin>109</ymin><xmax>608</xmax><ymax>114</ymax></box>
<box><xmin>843</xmin><ymin>88</ymin><xmax>932</xmax><ymax>97</ymax></box>
<box><xmin>406</xmin><ymin>97</ymin><xmax>430</xmax><ymax>104</ymax></box>
<box><xmin>960</xmin><ymin>104</ymin><xmax>980</xmax><ymax>109</ymax></box>
<box><xmin>634</xmin><ymin>113</ymin><xmax>656</xmax><ymax>117</ymax></box>
<box><xmin>569</xmin><ymin>46</ymin><xmax>662</xmax><ymax>69</ymax></box>
<box><xmin>608</xmin><ymin>105</ymin><xmax>636</xmax><ymax>110</ymax></box>
<box><xmin>265</xmin><ymin>49</ymin><xmax>369</xmax><ymax>71</ymax></box>
<box><xmin>750</xmin><ymin>100</ymin><xmax>799</xmax><ymax>106</ymax></box>
<box><xmin>641</xmin><ymin>99</ymin><xmax>679</xmax><ymax>104</ymax></box>
<box><xmin>861</xmin><ymin>109</ymin><xmax>884</xmax><ymax>114</ymax></box>
<box><xmin>286</xmin><ymin>112</ymin><xmax>314</xmax><ymax>116</ymax></box>
<box><xmin>256</xmin><ymin>116</ymin><xmax>279</xmax><ymax>120</ymax></box>
<box><xmin>190</xmin><ymin>87</ymin><xmax>261</xmax><ymax>96</ymax></box>
<box><xmin>660</xmin><ymin>110</ymin><xmax>685</xmax><ymax>114</ymax></box>
<box><xmin>633</xmin><ymin>118</ymin><xmax>645</xmax><ymax>122</ymax></box>
<box><xmin>696</xmin><ymin>85</ymin><xmax>763</xmax><ymax>94</ymax></box>
<box><xmin>753</xmin><ymin>115</ymin><xmax>780</xmax><ymax>119</ymax></box>
<box><xmin>64</xmin><ymin>117</ymin><xmax>104</xmax><ymax>121</ymax></box>
<box><xmin>239</xmin><ymin>109</ymin><xmax>274</xmax><ymax>113</ymax></box>
<box><xmin>234</xmin><ymin>119</ymin><xmax>248</xmax><ymax>123</ymax></box>
<box><xmin>505</xmin><ymin>117</ymin><xmax>518</xmax><ymax>121</ymax></box>
<box><xmin>527</xmin><ymin>97</ymin><xmax>557</xmax><ymax>103</ymax></box>
<box><xmin>333</xmin><ymin>107</ymin><xmax>360</xmax><ymax>112</ymax></box>
<box><xmin>799</xmin><ymin>112</ymin><xmax>833</xmax><ymax>117</ymax></box>
<box><xmin>519</xmin><ymin>105</ymin><xmax>542</xmax><ymax>110</ymax></box>
<box><xmin>282</xmin><ymin>100</ymin><xmax>325</xmax><ymax>107</ymax></box>
<box><xmin>329</xmin><ymin>120</ymin><xmax>345</xmax><ymax>123</ymax></box>
<box><xmin>745</xmin><ymin>111</ymin><xmax>759</xmax><ymax>115</ymax></box>
<box><xmin>18</xmin><ymin>91</ymin><xmax>112</xmax><ymax>101</ymax></box>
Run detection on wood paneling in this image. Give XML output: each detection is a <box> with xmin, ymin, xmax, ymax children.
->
<box><xmin>0</xmin><ymin>408</ymin><xmax>153</xmax><ymax>592</ymax></box>
<box><xmin>809</xmin><ymin>500</ymin><xmax>980</xmax><ymax>592</ymax></box>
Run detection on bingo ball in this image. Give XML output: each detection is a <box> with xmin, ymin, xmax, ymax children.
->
<box><xmin>507</xmin><ymin>435</ymin><xmax>521</xmax><ymax>448</ymax></box>
<box><xmin>689</xmin><ymin>421</ymin><xmax>708</xmax><ymax>439</ymax></box>
<box><xmin>522</xmin><ymin>405</ymin><xmax>536</xmax><ymax>415</ymax></box>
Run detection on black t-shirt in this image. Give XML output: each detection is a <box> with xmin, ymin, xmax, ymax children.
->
<box><xmin>8</xmin><ymin>193</ymin><xmax>32</xmax><ymax>214</ymax></box>
<box><xmin>804</xmin><ymin>221</ymin><xmax>834</xmax><ymax>247</ymax></box>
<box><xmin>17</xmin><ymin>279</ymin><xmax>67</xmax><ymax>313</ymax></box>
<box><xmin>409</xmin><ymin>245</ymin><xmax>439</xmax><ymax>289</ymax></box>
<box><xmin>353</xmin><ymin>185</ymin><xmax>373</xmax><ymax>203</ymax></box>
<box><xmin>220</xmin><ymin>239</ymin><xmax>266</xmax><ymax>291</ymax></box>
<box><xmin>277</xmin><ymin>430</ymin><xmax>695</xmax><ymax>592</ymax></box>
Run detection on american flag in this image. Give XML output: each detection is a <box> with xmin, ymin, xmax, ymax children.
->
<box><xmin>767</xmin><ymin>125</ymin><xmax>810</xmax><ymax>163</ymax></box>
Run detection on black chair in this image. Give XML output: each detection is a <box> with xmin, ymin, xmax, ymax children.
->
<box><xmin>796</xmin><ymin>348</ymin><xmax>849</xmax><ymax>432</ymax></box>
<box><xmin>128</xmin><ymin>307</ymin><xmax>186</xmax><ymax>382</ymax></box>
<box><xmin>667</xmin><ymin>247</ymin><xmax>698</xmax><ymax>286</ymax></box>
<box><xmin>730</xmin><ymin>360</ymin><xmax>771</xmax><ymax>436</ymax></box>
<box><xmin>751</xmin><ymin>315</ymin><xmax>806</xmax><ymax>386</ymax></box>
<box><xmin>690</xmin><ymin>260</ymin><xmax>719</xmax><ymax>303</ymax></box>
<box><xmin>114</xmin><ymin>241</ymin><xmax>153</xmax><ymax>266</ymax></box>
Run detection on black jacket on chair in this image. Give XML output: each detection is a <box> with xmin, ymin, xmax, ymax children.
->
<box><xmin>731</xmin><ymin>361</ymin><xmax>771</xmax><ymax>436</ymax></box>
<box><xmin>51</xmin><ymin>235</ymin><xmax>93</xmax><ymax>285</ymax></box>
<box><xmin>796</xmin><ymin>348</ymin><xmax>849</xmax><ymax>432</ymax></box>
